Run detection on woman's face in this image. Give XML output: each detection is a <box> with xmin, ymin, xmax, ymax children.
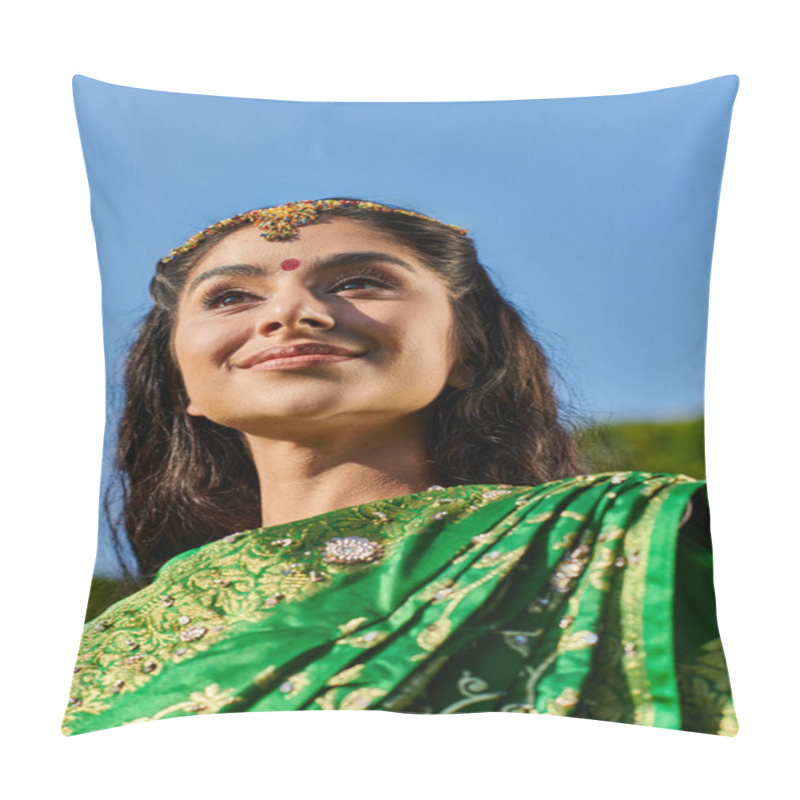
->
<box><xmin>172</xmin><ymin>218</ymin><xmax>468</xmax><ymax>438</ymax></box>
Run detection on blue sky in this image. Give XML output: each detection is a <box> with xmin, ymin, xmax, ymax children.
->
<box><xmin>73</xmin><ymin>74</ymin><xmax>737</xmax><ymax>574</ymax></box>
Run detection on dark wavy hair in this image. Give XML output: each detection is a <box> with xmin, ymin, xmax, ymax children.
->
<box><xmin>105</xmin><ymin>198</ymin><xmax>584</xmax><ymax>585</ymax></box>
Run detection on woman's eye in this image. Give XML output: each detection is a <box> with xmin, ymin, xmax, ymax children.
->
<box><xmin>202</xmin><ymin>289</ymin><xmax>257</xmax><ymax>309</ymax></box>
<box><xmin>200</xmin><ymin>271</ymin><xmax>394</xmax><ymax>308</ymax></box>
<box><xmin>332</xmin><ymin>274</ymin><xmax>392</xmax><ymax>292</ymax></box>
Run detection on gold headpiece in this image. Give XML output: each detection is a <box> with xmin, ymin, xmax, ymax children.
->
<box><xmin>160</xmin><ymin>199</ymin><xmax>468</xmax><ymax>264</ymax></box>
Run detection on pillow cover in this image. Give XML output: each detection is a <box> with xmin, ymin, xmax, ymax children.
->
<box><xmin>64</xmin><ymin>75</ymin><xmax>739</xmax><ymax>736</ymax></box>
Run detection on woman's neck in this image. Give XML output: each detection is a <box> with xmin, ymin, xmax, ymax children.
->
<box><xmin>245</xmin><ymin>424</ymin><xmax>441</xmax><ymax>528</ymax></box>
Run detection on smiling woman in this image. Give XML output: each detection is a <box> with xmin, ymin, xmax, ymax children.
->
<box><xmin>171</xmin><ymin>217</ymin><xmax>471</xmax><ymax>520</ymax></box>
<box><xmin>63</xmin><ymin>198</ymin><xmax>737</xmax><ymax>736</ymax></box>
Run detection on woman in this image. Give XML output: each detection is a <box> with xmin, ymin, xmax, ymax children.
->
<box><xmin>63</xmin><ymin>198</ymin><xmax>737</xmax><ymax>736</ymax></box>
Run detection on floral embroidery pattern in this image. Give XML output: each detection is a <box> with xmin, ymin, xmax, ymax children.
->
<box><xmin>127</xmin><ymin>684</ymin><xmax>241</xmax><ymax>724</ymax></box>
<box><xmin>64</xmin><ymin>484</ymin><xmax>522</xmax><ymax>734</ymax></box>
<box><xmin>63</xmin><ymin>473</ymin><xmax>737</xmax><ymax>737</ymax></box>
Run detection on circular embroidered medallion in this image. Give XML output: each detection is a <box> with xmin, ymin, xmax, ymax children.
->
<box><xmin>322</xmin><ymin>537</ymin><xmax>384</xmax><ymax>564</ymax></box>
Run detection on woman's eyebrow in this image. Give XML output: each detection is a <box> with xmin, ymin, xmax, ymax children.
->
<box><xmin>186</xmin><ymin>251</ymin><xmax>416</xmax><ymax>296</ymax></box>
<box><xmin>186</xmin><ymin>263</ymin><xmax>265</xmax><ymax>295</ymax></box>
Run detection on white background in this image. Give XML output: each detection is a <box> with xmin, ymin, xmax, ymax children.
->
<box><xmin>3</xmin><ymin>1</ymin><xmax>796</xmax><ymax>797</ymax></box>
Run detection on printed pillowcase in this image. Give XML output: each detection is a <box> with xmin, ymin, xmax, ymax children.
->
<box><xmin>65</xmin><ymin>75</ymin><xmax>739</xmax><ymax>736</ymax></box>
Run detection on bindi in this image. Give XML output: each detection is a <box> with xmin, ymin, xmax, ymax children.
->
<box><xmin>280</xmin><ymin>258</ymin><xmax>301</xmax><ymax>271</ymax></box>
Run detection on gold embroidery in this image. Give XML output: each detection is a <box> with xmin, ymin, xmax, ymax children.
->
<box><xmin>546</xmin><ymin>687</ymin><xmax>580</xmax><ymax>716</ymax></box>
<box><xmin>417</xmin><ymin>618</ymin><xmax>452</xmax><ymax>652</ymax></box>
<box><xmin>314</xmin><ymin>689</ymin><xmax>338</xmax><ymax>710</ymax></box>
<box><xmin>499</xmin><ymin>628</ymin><xmax>544</xmax><ymax>658</ymax></box>
<box><xmin>719</xmin><ymin>699</ymin><xmax>739</xmax><ymax>737</ymax></box>
<box><xmin>337</xmin><ymin>630</ymin><xmax>390</xmax><ymax>649</ymax></box>
<box><xmin>327</xmin><ymin>663</ymin><xmax>365</xmax><ymax>686</ymax></box>
<box><xmin>597</xmin><ymin>525</ymin><xmax>624</xmax><ymax>544</ymax></box>
<box><xmin>312</xmin><ymin>686</ymin><xmax>386</xmax><ymax>710</ymax></box>
<box><xmin>588</xmin><ymin>546</ymin><xmax>617</xmax><ymax>592</ymax></box>
<box><xmin>557</xmin><ymin>630</ymin><xmax>600</xmax><ymax>653</ymax></box>
<box><xmin>413</xmin><ymin>545</ymin><xmax>528</xmax><ymax>659</ymax></box>
<box><xmin>439</xmin><ymin>670</ymin><xmax>505</xmax><ymax>713</ymax></box>
<box><xmin>339</xmin><ymin>687</ymin><xmax>387</xmax><ymax>710</ymax></box>
<box><xmin>549</xmin><ymin>544</ymin><xmax>592</xmax><ymax>592</ymax></box>
<box><xmin>253</xmin><ymin>665</ymin><xmax>278</xmax><ymax>689</ymax></box>
<box><xmin>618</xmin><ymin>478</ymin><xmax>689</xmax><ymax>727</ymax></box>
<box><xmin>524</xmin><ymin>512</ymin><xmax>555</xmax><ymax>525</ymax></box>
<box><xmin>472</xmin><ymin>545</ymin><xmax>527</xmax><ymax>572</ymax></box>
<box><xmin>550</xmin><ymin>530</ymin><xmax>580</xmax><ymax>552</ymax></box>
<box><xmin>419</xmin><ymin>578</ymin><xmax>457</xmax><ymax>603</ymax></box>
<box><xmin>279</xmin><ymin>671</ymin><xmax>311</xmax><ymax>699</ymax></box>
<box><xmin>127</xmin><ymin>684</ymin><xmax>240</xmax><ymax>724</ymax></box>
<box><xmin>65</xmin><ymin>474</ymin><xmax>732</xmax><ymax>736</ymax></box>
<box><xmin>65</xmin><ymin>485</ymin><xmax>518</xmax><ymax>730</ymax></box>
<box><xmin>338</xmin><ymin>617</ymin><xmax>369</xmax><ymax>636</ymax></box>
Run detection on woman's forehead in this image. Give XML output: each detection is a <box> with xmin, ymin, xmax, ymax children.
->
<box><xmin>193</xmin><ymin>217</ymin><xmax>415</xmax><ymax>269</ymax></box>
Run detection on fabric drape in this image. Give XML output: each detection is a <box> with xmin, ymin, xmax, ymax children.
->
<box><xmin>63</xmin><ymin>471</ymin><xmax>737</xmax><ymax>736</ymax></box>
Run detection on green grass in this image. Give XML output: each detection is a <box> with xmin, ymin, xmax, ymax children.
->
<box><xmin>574</xmin><ymin>416</ymin><xmax>706</xmax><ymax>480</ymax></box>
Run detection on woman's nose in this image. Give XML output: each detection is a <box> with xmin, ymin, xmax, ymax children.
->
<box><xmin>255</xmin><ymin>283</ymin><xmax>336</xmax><ymax>334</ymax></box>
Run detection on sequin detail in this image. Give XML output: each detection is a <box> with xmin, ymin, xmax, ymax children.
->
<box><xmin>322</xmin><ymin>537</ymin><xmax>384</xmax><ymax>565</ymax></box>
<box><xmin>160</xmin><ymin>199</ymin><xmax>468</xmax><ymax>263</ymax></box>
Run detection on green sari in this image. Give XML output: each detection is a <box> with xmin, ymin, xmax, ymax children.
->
<box><xmin>63</xmin><ymin>471</ymin><xmax>737</xmax><ymax>736</ymax></box>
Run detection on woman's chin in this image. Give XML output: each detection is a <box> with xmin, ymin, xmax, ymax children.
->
<box><xmin>224</xmin><ymin>405</ymin><xmax>358</xmax><ymax>433</ymax></box>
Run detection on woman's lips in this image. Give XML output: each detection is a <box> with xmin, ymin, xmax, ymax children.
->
<box><xmin>243</xmin><ymin>353</ymin><xmax>363</xmax><ymax>371</ymax></box>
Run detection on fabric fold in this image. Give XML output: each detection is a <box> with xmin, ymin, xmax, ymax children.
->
<box><xmin>63</xmin><ymin>472</ymin><xmax>737</xmax><ymax>736</ymax></box>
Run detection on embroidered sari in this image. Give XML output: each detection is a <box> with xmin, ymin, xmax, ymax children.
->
<box><xmin>63</xmin><ymin>471</ymin><xmax>737</xmax><ymax>736</ymax></box>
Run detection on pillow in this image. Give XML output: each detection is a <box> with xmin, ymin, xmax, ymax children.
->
<box><xmin>64</xmin><ymin>74</ymin><xmax>739</xmax><ymax>736</ymax></box>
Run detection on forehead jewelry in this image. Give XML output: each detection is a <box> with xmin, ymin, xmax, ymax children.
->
<box><xmin>159</xmin><ymin>199</ymin><xmax>468</xmax><ymax>264</ymax></box>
